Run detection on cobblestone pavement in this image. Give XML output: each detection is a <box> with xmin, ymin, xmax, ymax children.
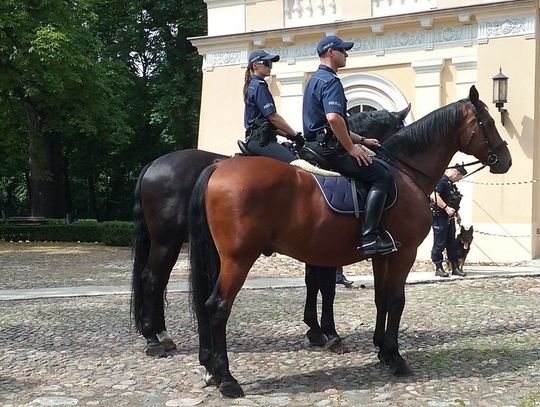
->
<box><xmin>0</xmin><ymin>242</ymin><xmax>509</xmax><ymax>290</ymax></box>
<box><xmin>1</xmin><ymin>242</ymin><xmax>539</xmax><ymax>406</ymax></box>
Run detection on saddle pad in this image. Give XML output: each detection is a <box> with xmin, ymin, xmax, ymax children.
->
<box><xmin>311</xmin><ymin>174</ymin><xmax>398</xmax><ymax>216</ymax></box>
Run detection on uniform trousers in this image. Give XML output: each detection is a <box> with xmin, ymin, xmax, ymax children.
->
<box><xmin>431</xmin><ymin>215</ymin><xmax>458</xmax><ymax>264</ymax></box>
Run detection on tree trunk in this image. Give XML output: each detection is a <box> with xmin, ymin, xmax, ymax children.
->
<box><xmin>24</xmin><ymin>100</ymin><xmax>66</xmax><ymax>218</ymax></box>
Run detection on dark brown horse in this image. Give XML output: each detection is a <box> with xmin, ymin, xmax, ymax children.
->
<box><xmin>188</xmin><ymin>86</ymin><xmax>512</xmax><ymax>398</ymax></box>
<box><xmin>131</xmin><ymin>106</ymin><xmax>410</xmax><ymax>356</ymax></box>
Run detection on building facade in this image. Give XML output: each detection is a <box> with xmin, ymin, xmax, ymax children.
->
<box><xmin>190</xmin><ymin>0</ymin><xmax>540</xmax><ymax>262</ymax></box>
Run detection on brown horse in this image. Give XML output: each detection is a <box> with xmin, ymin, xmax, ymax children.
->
<box><xmin>188</xmin><ymin>86</ymin><xmax>511</xmax><ymax>398</ymax></box>
<box><xmin>131</xmin><ymin>107</ymin><xmax>410</xmax><ymax>356</ymax></box>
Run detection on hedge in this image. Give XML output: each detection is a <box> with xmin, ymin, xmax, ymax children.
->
<box><xmin>0</xmin><ymin>221</ymin><xmax>134</xmax><ymax>246</ymax></box>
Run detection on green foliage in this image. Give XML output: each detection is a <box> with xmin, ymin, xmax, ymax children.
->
<box><xmin>0</xmin><ymin>221</ymin><xmax>134</xmax><ymax>246</ymax></box>
<box><xmin>0</xmin><ymin>0</ymin><xmax>207</xmax><ymax>219</ymax></box>
<box><xmin>99</xmin><ymin>221</ymin><xmax>134</xmax><ymax>246</ymax></box>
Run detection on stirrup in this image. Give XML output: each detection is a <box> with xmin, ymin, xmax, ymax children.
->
<box><xmin>382</xmin><ymin>229</ymin><xmax>400</xmax><ymax>253</ymax></box>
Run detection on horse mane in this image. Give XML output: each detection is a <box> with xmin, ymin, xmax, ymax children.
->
<box><xmin>382</xmin><ymin>99</ymin><xmax>474</xmax><ymax>155</ymax></box>
<box><xmin>348</xmin><ymin>109</ymin><xmax>393</xmax><ymax>133</ymax></box>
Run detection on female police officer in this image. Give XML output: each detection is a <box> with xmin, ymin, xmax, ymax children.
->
<box><xmin>244</xmin><ymin>50</ymin><xmax>304</xmax><ymax>163</ymax></box>
<box><xmin>302</xmin><ymin>36</ymin><xmax>399</xmax><ymax>256</ymax></box>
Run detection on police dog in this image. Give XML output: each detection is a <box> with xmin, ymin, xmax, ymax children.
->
<box><xmin>444</xmin><ymin>225</ymin><xmax>474</xmax><ymax>271</ymax></box>
<box><xmin>456</xmin><ymin>225</ymin><xmax>474</xmax><ymax>269</ymax></box>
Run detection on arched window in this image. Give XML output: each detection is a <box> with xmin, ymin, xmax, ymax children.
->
<box><xmin>347</xmin><ymin>103</ymin><xmax>377</xmax><ymax>115</ymax></box>
<box><xmin>341</xmin><ymin>73</ymin><xmax>412</xmax><ymax>123</ymax></box>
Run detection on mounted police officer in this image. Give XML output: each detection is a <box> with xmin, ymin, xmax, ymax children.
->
<box><xmin>302</xmin><ymin>35</ymin><xmax>399</xmax><ymax>256</ymax></box>
<box><xmin>244</xmin><ymin>50</ymin><xmax>304</xmax><ymax>163</ymax></box>
<box><xmin>430</xmin><ymin>164</ymin><xmax>468</xmax><ymax>277</ymax></box>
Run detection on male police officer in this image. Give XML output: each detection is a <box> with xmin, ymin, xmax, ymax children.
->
<box><xmin>302</xmin><ymin>35</ymin><xmax>399</xmax><ymax>256</ymax></box>
<box><xmin>430</xmin><ymin>165</ymin><xmax>468</xmax><ymax>277</ymax></box>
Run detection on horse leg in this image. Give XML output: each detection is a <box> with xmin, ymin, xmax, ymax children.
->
<box><xmin>382</xmin><ymin>250</ymin><xmax>416</xmax><ymax>376</ymax></box>
<box><xmin>207</xmin><ymin>257</ymin><xmax>254</xmax><ymax>398</ymax></box>
<box><xmin>303</xmin><ymin>264</ymin><xmax>327</xmax><ymax>346</ymax></box>
<box><xmin>372</xmin><ymin>257</ymin><xmax>390</xmax><ymax>365</ymax></box>
<box><xmin>319</xmin><ymin>266</ymin><xmax>345</xmax><ymax>352</ymax></box>
<box><xmin>140</xmin><ymin>239</ymin><xmax>181</xmax><ymax>356</ymax></box>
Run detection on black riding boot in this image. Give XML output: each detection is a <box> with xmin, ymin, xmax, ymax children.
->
<box><xmin>435</xmin><ymin>262</ymin><xmax>449</xmax><ymax>277</ymax></box>
<box><xmin>451</xmin><ymin>262</ymin><xmax>466</xmax><ymax>277</ymax></box>
<box><xmin>358</xmin><ymin>188</ymin><xmax>400</xmax><ymax>255</ymax></box>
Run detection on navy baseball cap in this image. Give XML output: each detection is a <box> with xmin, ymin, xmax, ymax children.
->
<box><xmin>248</xmin><ymin>50</ymin><xmax>280</xmax><ymax>66</ymax></box>
<box><xmin>454</xmin><ymin>163</ymin><xmax>468</xmax><ymax>175</ymax></box>
<box><xmin>317</xmin><ymin>35</ymin><xmax>354</xmax><ymax>56</ymax></box>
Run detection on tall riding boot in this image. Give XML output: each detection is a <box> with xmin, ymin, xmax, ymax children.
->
<box><xmin>451</xmin><ymin>262</ymin><xmax>466</xmax><ymax>277</ymax></box>
<box><xmin>358</xmin><ymin>188</ymin><xmax>400</xmax><ymax>255</ymax></box>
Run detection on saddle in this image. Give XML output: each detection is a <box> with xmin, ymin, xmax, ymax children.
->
<box><xmin>237</xmin><ymin>140</ymin><xmax>398</xmax><ymax>217</ymax></box>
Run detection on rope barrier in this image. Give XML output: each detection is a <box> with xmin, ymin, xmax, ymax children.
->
<box><xmin>461</xmin><ymin>179</ymin><xmax>538</xmax><ymax>186</ymax></box>
<box><xmin>474</xmin><ymin>230</ymin><xmax>540</xmax><ymax>238</ymax></box>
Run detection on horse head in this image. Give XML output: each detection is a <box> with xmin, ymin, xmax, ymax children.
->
<box><xmin>348</xmin><ymin>104</ymin><xmax>411</xmax><ymax>143</ymax></box>
<box><xmin>462</xmin><ymin>86</ymin><xmax>512</xmax><ymax>174</ymax></box>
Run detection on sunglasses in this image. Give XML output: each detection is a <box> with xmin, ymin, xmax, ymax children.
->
<box><xmin>332</xmin><ymin>48</ymin><xmax>347</xmax><ymax>55</ymax></box>
<box><xmin>254</xmin><ymin>60</ymin><xmax>273</xmax><ymax>68</ymax></box>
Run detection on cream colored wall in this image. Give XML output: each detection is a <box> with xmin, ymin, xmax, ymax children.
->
<box><xmin>246</xmin><ymin>0</ymin><xmax>283</xmax><ymax>32</ymax></box>
<box><xmin>341</xmin><ymin>0</ymin><xmax>371</xmax><ymax>21</ymax></box>
<box><xmin>197</xmin><ymin>65</ymin><xmax>246</xmax><ymax>155</ymax></box>
<box><xmin>533</xmin><ymin>4</ymin><xmax>540</xmax><ymax>257</ymax></box>
<box><xmin>207</xmin><ymin>5</ymin><xmax>245</xmax><ymax>35</ymax></box>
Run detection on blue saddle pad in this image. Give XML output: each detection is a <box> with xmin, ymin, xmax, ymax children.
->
<box><xmin>311</xmin><ymin>174</ymin><xmax>397</xmax><ymax>216</ymax></box>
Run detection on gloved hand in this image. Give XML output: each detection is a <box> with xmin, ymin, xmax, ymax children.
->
<box><xmin>292</xmin><ymin>132</ymin><xmax>305</xmax><ymax>148</ymax></box>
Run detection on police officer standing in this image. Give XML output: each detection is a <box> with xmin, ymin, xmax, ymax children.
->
<box><xmin>244</xmin><ymin>50</ymin><xmax>304</xmax><ymax>163</ymax></box>
<box><xmin>430</xmin><ymin>165</ymin><xmax>468</xmax><ymax>277</ymax></box>
<box><xmin>302</xmin><ymin>36</ymin><xmax>399</xmax><ymax>256</ymax></box>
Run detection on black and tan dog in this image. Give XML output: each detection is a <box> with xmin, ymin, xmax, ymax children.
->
<box><xmin>456</xmin><ymin>225</ymin><xmax>474</xmax><ymax>270</ymax></box>
<box><xmin>444</xmin><ymin>225</ymin><xmax>474</xmax><ymax>272</ymax></box>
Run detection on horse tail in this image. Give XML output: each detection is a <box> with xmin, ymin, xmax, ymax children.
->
<box><xmin>131</xmin><ymin>161</ymin><xmax>153</xmax><ymax>333</ymax></box>
<box><xmin>188</xmin><ymin>164</ymin><xmax>219</xmax><ymax>322</ymax></box>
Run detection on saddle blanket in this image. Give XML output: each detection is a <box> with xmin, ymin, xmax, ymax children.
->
<box><xmin>311</xmin><ymin>174</ymin><xmax>397</xmax><ymax>216</ymax></box>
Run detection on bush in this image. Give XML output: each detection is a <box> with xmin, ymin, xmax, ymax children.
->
<box><xmin>0</xmin><ymin>221</ymin><xmax>134</xmax><ymax>246</ymax></box>
<box><xmin>100</xmin><ymin>221</ymin><xmax>134</xmax><ymax>246</ymax></box>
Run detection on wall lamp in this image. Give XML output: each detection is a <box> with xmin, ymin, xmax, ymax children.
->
<box><xmin>492</xmin><ymin>67</ymin><xmax>509</xmax><ymax>126</ymax></box>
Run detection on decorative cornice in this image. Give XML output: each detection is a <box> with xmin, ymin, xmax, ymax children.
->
<box><xmin>477</xmin><ymin>14</ymin><xmax>535</xmax><ymax>44</ymax></box>
<box><xmin>198</xmin><ymin>13</ymin><xmax>535</xmax><ymax>70</ymax></box>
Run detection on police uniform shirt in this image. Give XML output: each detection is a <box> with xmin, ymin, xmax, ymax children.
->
<box><xmin>244</xmin><ymin>75</ymin><xmax>277</xmax><ymax>129</ymax></box>
<box><xmin>302</xmin><ymin>65</ymin><xmax>349</xmax><ymax>141</ymax></box>
<box><xmin>433</xmin><ymin>175</ymin><xmax>453</xmax><ymax>215</ymax></box>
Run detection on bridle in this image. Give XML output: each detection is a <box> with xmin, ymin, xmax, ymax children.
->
<box><xmin>449</xmin><ymin>104</ymin><xmax>508</xmax><ymax>179</ymax></box>
<box><xmin>379</xmin><ymin>101</ymin><xmax>508</xmax><ymax>184</ymax></box>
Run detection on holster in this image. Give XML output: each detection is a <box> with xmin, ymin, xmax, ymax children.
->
<box><xmin>315</xmin><ymin>128</ymin><xmax>343</xmax><ymax>155</ymax></box>
<box><xmin>247</xmin><ymin>119</ymin><xmax>277</xmax><ymax>147</ymax></box>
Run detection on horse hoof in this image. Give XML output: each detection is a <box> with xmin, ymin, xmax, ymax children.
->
<box><xmin>392</xmin><ymin>363</ymin><xmax>413</xmax><ymax>376</ymax></box>
<box><xmin>160</xmin><ymin>338</ymin><xmax>177</xmax><ymax>352</ymax></box>
<box><xmin>219</xmin><ymin>380</ymin><xmax>244</xmax><ymax>398</ymax></box>
<box><xmin>145</xmin><ymin>343</ymin><xmax>166</xmax><ymax>358</ymax></box>
<box><xmin>306</xmin><ymin>330</ymin><xmax>327</xmax><ymax>347</ymax></box>
<box><xmin>324</xmin><ymin>336</ymin><xmax>347</xmax><ymax>354</ymax></box>
<box><xmin>203</xmin><ymin>371</ymin><xmax>222</xmax><ymax>386</ymax></box>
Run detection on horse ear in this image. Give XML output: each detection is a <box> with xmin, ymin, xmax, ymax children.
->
<box><xmin>393</xmin><ymin>103</ymin><xmax>411</xmax><ymax>121</ymax></box>
<box><xmin>469</xmin><ymin>85</ymin><xmax>480</xmax><ymax>105</ymax></box>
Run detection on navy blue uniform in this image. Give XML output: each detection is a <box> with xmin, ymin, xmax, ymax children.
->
<box><xmin>431</xmin><ymin>175</ymin><xmax>458</xmax><ymax>264</ymax></box>
<box><xmin>244</xmin><ymin>75</ymin><xmax>295</xmax><ymax>163</ymax></box>
<box><xmin>301</xmin><ymin>65</ymin><xmax>392</xmax><ymax>192</ymax></box>
<box><xmin>303</xmin><ymin>65</ymin><xmax>349</xmax><ymax>142</ymax></box>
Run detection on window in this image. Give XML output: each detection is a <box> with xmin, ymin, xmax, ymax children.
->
<box><xmin>347</xmin><ymin>104</ymin><xmax>377</xmax><ymax>115</ymax></box>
